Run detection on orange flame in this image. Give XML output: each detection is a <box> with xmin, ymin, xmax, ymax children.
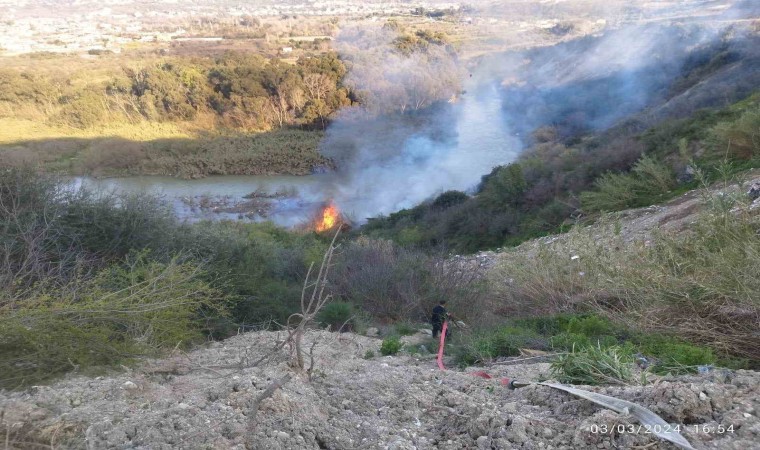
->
<box><xmin>315</xmin><ymin>203</ymin><xmax>340</xmax><ymax>232</ymax></box>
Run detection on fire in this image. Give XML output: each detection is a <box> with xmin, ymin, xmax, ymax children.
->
<box><xmin>315</xmin><ymin>202</ymin><xmax>340</xmax><ymax>232</ymax></box>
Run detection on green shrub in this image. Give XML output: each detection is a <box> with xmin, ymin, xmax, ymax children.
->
<box><xmin>393</xmin><ymin>322</ymin><xmax>418</xmax><ymax>336</ymax></box>
<box><xmin>364</xmin><ymin>349</ymin><xmax>375</xmax><ymax>359</ymax></box>
<box><xmin>581</xmin><ymin>155</ymin><xmax>676</xmax><ymax>212</ymax></box>
<box><xmin>710</xmin><ymin>103</ymin><xmax>760</xmax><ymax>160</ymax></box>
<box><xmin>566</xmin><ymin>315</ymin><xmax>615</xmax><ymax>337</ymax></box>
<box><xmin>549</xmin><ymin>332</ymin><xmax>592</xmax><ymax>351</ymax></box>
<box><xmin>514</xmin><ymin>314</ymin><xmax>577</xmax><ymax>335</ymax></box>
<box><xmin>454</xmin><ymin>326</ymin><xmax>544</xmax><ymax>365</ymax></box>
<box><xmin>317</xmin><ymin>302</ymin><xmax>355</xmax><ymax>332</ymax></box>
<box><xmin>551</xmin><ymin>345</ymin><xmax>634</xmax><ymax>385</ymax></box>
<box><xmin>0</xmin><ymin>169</ymin><xmax>176</xmax><ymax>293</ymax></box>
<box><xmin>636</xmin><ymin>334</ymin><xmax>716</xmax><ymax>374</ymax></box>
<box><xmin>380</xmin><ymin>335</ymin><xmax>404</xmax><ymax>356</ymax></box>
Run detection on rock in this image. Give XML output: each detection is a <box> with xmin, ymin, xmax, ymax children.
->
<box><xmin>476</xmin><ymin>435</ymin><xmax>490</xmax><ymax>449</ymax></box>
<box><xmin>365</xmin><ymin>327</ymin><xmax>379</xmax><ymax>337</ymax></box>
<box><xmin>677</xmin><ymin>165</ymin><xmax>696</xmax><ymax>184</ymax></box>
<box><xmin>122</xmin><ymin>381</ymin><xmax>138</xmax><ymax>391</ymax></box>
<box><xmin>747</xmin><ymin>182</ymin><xmax>760</xmax><ymax>200</ymax></box>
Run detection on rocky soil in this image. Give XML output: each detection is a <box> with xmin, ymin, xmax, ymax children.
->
<box><xmin>2</xmin><ymin>330</ymin><xmax>758</xmax><ymax>450</ymax></box>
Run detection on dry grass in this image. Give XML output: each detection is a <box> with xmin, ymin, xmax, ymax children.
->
<box><xmin>0</xmin><ymin>118</ymin><xmax>326</xmax><ymax>177</ymax></box>
<box><xmin>0</xmin><ymin>118</ymin><xmax>194</xmax><ymax>144</ymax></box>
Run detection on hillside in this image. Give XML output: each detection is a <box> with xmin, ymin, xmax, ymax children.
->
<box><xmin>2</xmin><ymin>172</ymin><xmax>759</xmax><ymax>449</ymax></box>
<box><xmin>0</xmin><ymin>4</ymin><xmax>758</xmax><ymax>449</ymax></box>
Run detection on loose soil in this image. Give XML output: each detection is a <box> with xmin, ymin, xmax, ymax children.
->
<box><xmin>1</xmin><ymin>330</ymin><xmax>758</xmax><ymax>449</ymax></box>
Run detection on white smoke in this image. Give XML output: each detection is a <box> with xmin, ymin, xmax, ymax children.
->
<box><xmin>321</xmin><ymin>26</ymin><xmax>521</xmax><ymax>221</ymax></box>
<box><xmin>319</xmin><ymin>9</ymin><xmax>759</xmax><ymax>223</ymax></box>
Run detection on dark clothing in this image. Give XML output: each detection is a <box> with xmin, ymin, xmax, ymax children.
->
<box><xmin>431</xmin><ymin>305</ymin><xmax>448</xmax><ymax>338</ymax></box>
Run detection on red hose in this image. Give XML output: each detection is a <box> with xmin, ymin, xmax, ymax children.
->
<box><xmin>436</xmin><ymin>320</ymin><xmax>448</xmax><ymax>370</ymax></box>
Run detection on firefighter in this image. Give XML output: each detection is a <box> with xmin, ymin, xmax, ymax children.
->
<box><xmin>431</xmin><ymin>300</ymin><xmax>452</xmax><ymax>338</ymax></box>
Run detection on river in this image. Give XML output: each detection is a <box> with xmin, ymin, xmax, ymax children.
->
<box><xmin>73</xmin><ymin>174</ymin><xmax>336</xmax><ymax>227</ymax></box>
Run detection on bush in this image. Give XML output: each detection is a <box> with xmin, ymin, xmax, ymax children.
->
<box><xmin>710</xmin><ymin>103</ymin><xmax>760</xmax><ymax>160</ymax></box>
<box><xmin>550</xmin><ymin>332</ymin><xmax>619</xmax><ymax>351</ymax></box>
<box><xmin>636</xmin><ymin>334</ymin><xmax>716</xmax><ymax>374</ymax></box>
<box><xmin>380</xmin><ymin>335</ymin><xmax>404</xmax><ymax>356</ymax></box>
<box><xmin>329</xmin><ymin>237</ymin><xmax>486</xmax><ymax>322</ymax></box>
<box><xmin>317</xmin><ymin>302</ymin><xmax>355</xmax><ymax>332</ymax></box>
<box><xmin>549</xmin><ymin>332</ymin><xmax>592</xmax><ymax>351</ymax></box>
<box><xmin>393</xmin><ymin>321</ymin><xmax>418</xmax><ymax>336</ymax></box>
<box><xmin>513</xmin><ymin>314</ymin><xmax>578</xmax><ymax>335</ymax></box>
<box><xmin>581</xmin><ymin>155</ymin><xmax>676</xmax><ymax>212</ymax></box>
<box><xmin>57</xmin><ymin>91</ymin><xmax>106</xmax><ymax>128</ymax></box>
<box><xmin>0</xmin><ymin>170</ymin><xmax>334</xmax><ymax>386</ymax></box>
<box><xmin>0</xmin><ymin>255</ymin><xmax>225</xmax><ymax>388</ymax></box>
<box><xmin>0</xmin><ymin>169</ymin><xmax>176</xmax><ymax>293</ymax></box>
<box><xmin>551</xmin><ymin>345</ymin><xmax>634</xmax><ymax>385</ymax></box>
<box><xmin>566</xmin><ymin>315</ymin><xmax>615</xmax><ymax>337</ymax></box>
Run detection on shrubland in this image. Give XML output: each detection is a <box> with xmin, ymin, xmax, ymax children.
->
<box><xmin>364</xmin><ymin>92</ymin><xmax>760</xmax><ymax>253</ymax></box>
<box><xmin>0</xmin><ymin>168</ymin><xmax>479</xmax><ymax>388</ymax></box>
<box><xmin>475</xmin><ymin>178</ymin><xmax>759</xmax><ymax>370</ymax></box>
<box><xmin>0</xmin><ymin>168</ymin><xmax>324</xmax><ymax>386</ymax></box>
<box><xmin>0</xmin><ymin>52</ymin><xmax>351</xmax><ymax>131</ymax></box>
<box><xmin>0</xmin><ymin>52</ymin><xmax>350</xmax><ymax>177</ymax></box>
<box><xmin>0</xmin><ymin>23</ymin><xmax>460</xmax><ymax>178</ymax></box>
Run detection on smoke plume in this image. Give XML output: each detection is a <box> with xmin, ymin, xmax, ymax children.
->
<box><xmin>320</xmin><ymin>9</ymin><xmax>759</xmax><ymax>223</ymax></box>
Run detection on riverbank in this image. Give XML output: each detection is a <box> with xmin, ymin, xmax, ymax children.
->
<box><xmin>0</xmin><ymin>118</ymin><xmax>329</xmax><ymax>178</ymax></box>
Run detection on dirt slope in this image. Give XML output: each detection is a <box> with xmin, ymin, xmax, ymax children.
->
<box><xmin>1</xmin><ymin>330</ymin><xmax>758</xmax><ymax>450</ymax></box>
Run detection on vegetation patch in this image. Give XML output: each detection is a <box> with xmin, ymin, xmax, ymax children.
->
<box><xmin>317</xmin><ymin>302</ymin><xmax>355</xmax><ymax>332</ymax></box>
<box><xmin>380</xmin><ymin>336</ymin><xmax>404</xmax><ymax>356</ymax></box>
<box><xmin>0</xmin><ymin>255</ymin><xmax>224</xmax><ymax>387</ymax></box>
<box><xmin>489</xmin><ymin>181</ymin><xmax>760</xmax><ymax>365</ymax></box>
<box><xmin>453</xmin><ymin>325</ymin><xmax>546</xmax><ymax>366</ymax></box>
<box><xmin>551</xmin><ymin>345</ymin><xmax>635</xmax><ymax>385</ymax></box>
<box><xmin>363</xmin><ymin>92</ymin><xmax>760</xmax><ymax>253</ymax></box>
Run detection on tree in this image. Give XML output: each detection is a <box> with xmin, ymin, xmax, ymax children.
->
<box><xmin>478</xmin><ymin>164</ymin><xmax>528</xmax><ymax>211</ymax></box>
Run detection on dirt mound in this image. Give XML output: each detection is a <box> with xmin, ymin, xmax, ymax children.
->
<box><xmin>1</xmin><ymin>330</ymin><xmax>758</xmax><ymax>449</ymax></box>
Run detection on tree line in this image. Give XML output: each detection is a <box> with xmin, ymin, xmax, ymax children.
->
<box><xmin>0</xmin><ymin>52</ymin><xmax>354</xmax><ymax>130</ymax></box>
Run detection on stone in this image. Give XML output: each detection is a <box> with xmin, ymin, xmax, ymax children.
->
<box><xmin>365</xmin><ymin>327</ymin><xmax>379</xmax><ymax>337</ymax></box>
<box><xmin>747</xmin><ymin>182</ymin><xmax>760</xmax><ymax>200</ymax></box>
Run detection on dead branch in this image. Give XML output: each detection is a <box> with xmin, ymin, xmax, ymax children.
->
<box><xmin>286</xmin><ymin>228</ymin><xmax>341</xmax><ymax>371</ymax></box>
<box><xmin>247</xmin><ymin>373</ymin><xmax>293</xmax><ymax>425</ymax></box>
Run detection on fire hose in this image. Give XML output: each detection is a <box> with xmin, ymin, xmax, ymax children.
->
<box><xmin>434</xmin><ymin>320</ymin><xmax>695</xmax><ymax>450</ymax></box>
<box><xmin>435</xmin><ymin>320</ymin><xmax>448</xmax><ymax>370</ymax></box>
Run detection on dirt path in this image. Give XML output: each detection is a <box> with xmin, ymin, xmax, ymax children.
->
<box><xmin>1</xmin><ymin>330</ymin><xmax>758</xmax><ymax>449</ymax></box>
